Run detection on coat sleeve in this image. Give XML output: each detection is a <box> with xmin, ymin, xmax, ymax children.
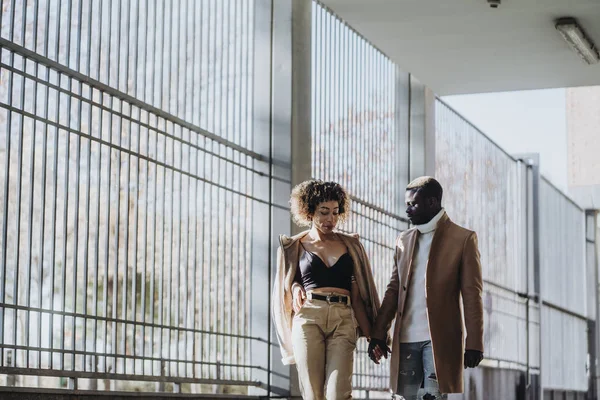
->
<box><xmin>461</xmin><ymin>232</ymin><xmax>484</xmax><ymax>352</ymax></box>
<box><xmin>371</xmin><ymin>235</ymin><xmax>402</xmax><ymax>341</ymax></box>
<box><xmin>352</xmin><ymin>237</ymin><xmax>381</xmax><ymax>338</ymax></box>
<box><xmin>272</xmin><ymin>245</ymin><xmax>295</xmax><ymax>365</ymax></box>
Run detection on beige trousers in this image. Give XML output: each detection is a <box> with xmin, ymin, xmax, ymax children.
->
<box><xmin>291</xmin><ymin>296</ymin><xmax>357</xmax><ymax>400</ymax></box>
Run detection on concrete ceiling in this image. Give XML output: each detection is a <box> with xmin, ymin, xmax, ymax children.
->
<box><xmin>319</xmin><ymin>0</ymin><xmax>600</xmax><ymax>95</ymax></box>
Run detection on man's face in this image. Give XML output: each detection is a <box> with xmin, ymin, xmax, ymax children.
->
<box><xmin>405</xmin><ymin>189</ymin><xmax>437</xmax><ymax>225</ymax></box>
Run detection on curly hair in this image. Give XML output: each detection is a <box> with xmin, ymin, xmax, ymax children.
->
<box><xmin>290</xmin><ymin>180</ymin><xmax>350</xmax><ymax>227</ymax></box>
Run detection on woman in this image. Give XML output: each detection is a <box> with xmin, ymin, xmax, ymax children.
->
<box><xmin>272</xmin><ymin>180</ymin><xmax>383</xmax><ymax>400</ymax></box>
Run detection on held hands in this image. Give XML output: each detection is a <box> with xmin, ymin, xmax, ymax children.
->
<box><xmin>292</xmin><ymin>285</ymin><xmax>306</xmax><ymax>313</ymax></box>
<box><xmin>464</xmin><ymin>349</ymin><xmax>484</xmax><ymax>368</ymax></box>
<box><xmin>368</xmin><ymin>338</ymin><xmax>390</xmax><ymax>364</ymax></box>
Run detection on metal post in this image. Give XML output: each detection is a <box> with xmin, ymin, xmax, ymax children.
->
<box><xmin>289</xmin><ymin>1</ymin><xmax>311</xmax><ymax>396</ymax></box>
<box><xmin>408</xmin><ymin>75</ymin><xmax>425</xmax><ymax>181</ymax></box>
<box><xmin>290</xmin><ymin>0</ymin><xmax>312</xmax><ymax>189</ymax></box>
<box><xmin>586</xmin><ymin>210</ymin><xmax>599</xmax><ymax>400</ymax></box>
<box><xmin>394</xmin><ymin>68</ymin><xmax>410</xmax><ymax>211</ymax></box>
<box><xmin>517</xmin><ymin>154</ymin><xmax>542</xmax><ymax>400</ymax></box>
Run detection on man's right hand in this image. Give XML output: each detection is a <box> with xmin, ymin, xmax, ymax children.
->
<box><xmin>292</xmin><ymin>285</ymin><xmax>306</xmax><ymax>313</ymax></box>
<box><xmin>368</xmin><ymin>338</ymin><xmax>390</xmax><ymax>364</ymax></box>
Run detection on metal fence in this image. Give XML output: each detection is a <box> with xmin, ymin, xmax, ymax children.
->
<box><xmin>436</xmin><ymin>98</ymin><xmax>593</xmax><ymax>397</ymax></box>
<box><xmin>436</xmin><ymin>99</ymin><xmax>534</xmax><ymax>371</ymax></box>
<box><xmin>0</xmin><ymin>0</ymin><xmax>279</xmax><ymax>396</ymax></box>
<box><xmin>311</xmin><ymin>3</ymin><xmax>409</xmax><ymax>393</ymax></box>
<box><xmin>0</xmin><ymin>0</ymin><xmax>596</xmax><ymax>398</ymax></box>
<box><xmin>539</xmin><ymin>178</ymin><xmax>588</xmax><ymax>392</ymax></box>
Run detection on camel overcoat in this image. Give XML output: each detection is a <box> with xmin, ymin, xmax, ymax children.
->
<box><xmin>371</xmin><ymin>213</ymin><xmax>484</xmax><ymax>394</ymax></box>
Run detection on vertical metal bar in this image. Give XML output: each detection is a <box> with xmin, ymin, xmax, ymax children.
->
<box><xmin>100</xmin><ymin>99</ymin><xmax>110</xmax><ymax>375</ymax></box>
<box><xmin>223</xmin><ymin>0</ymin><xmax>233</xmax><ymax>378</ymax></box>
<box><xmin>185</xmin><ymin>131</ymin><xmax>194</xmax><ymax>378</ymax></box>
<box><xmin>98</xmin><ymin>2</ymin><xmax>109</xmax><ymax>377</ymax></box>
<box><xmin>365</xmin><ymin>45</ymin><xmax>378</xmax><ymax>206</ymax></box>
<box><xmin>106</xmin><ymin>0</ymin><xmax>119</xmax><ymax>374</ymax></box>
<box><xmin>9</xmin><ymin>0</ymin><xmax>17</xmax><ymax>43</ymax></box>
<box><xmin>150</xmin><ymin>0</ymin><xmax>160</xmax><ymax>377</ymax></box>
<box><xmin>196</xmin><ymin>0</ymin><xmax>206</xmax><ymax>376</ymax></box>
<box><xmin>322</xmin><ymin>7</ymin><xmax>328</xmax><ymax>179</ymax></box>
<box><xmin>310</xmin><ymin>2</ymin><xmax>316</xmax><ymax>177</ymax></box>
<box><xmin>47</xmin><ymin>3</ymin><xmax>64</xmax><ymax>367</ymax></box>
<box><xmin>231</xmin><ymin>0</ymin><xmax>239</xmax><ymax>380</ymax></box>
<box><xmin>36</xmin><ymin>0</ymin><xmax>50</xmax><ymax>369</ymax></box>
<box><xmin>81</xmin><ymin>0</ymin><xmax>94</xmax><ymax>373</ymax></box>
<box><xmin>139</xmin><ymin>0</ymin><xmax>149</xmax><ymax>377</ymax></box>
<box><xmin>218</xmin><ymin>0</ymin><xmax>227</xmax><ymax>373</ymax></box>
<box><xmin>367</xmin><ymin>39</ymin><xmax>372</xmax><ymax>204</ymax></box>
<box><xmin>325</xmin><ymin>8</ymin><xmax>331</xmax><ymax>179</ymax></box>
<box><xmin>343</xmin><ymin>20</ymin><xmax>348</xmax><ymax>192</ymax></box>
<box><xmin>243</xmin><ymin>0</ymin><xmax>251</xmax><ymax>378</ymax></box>
<box><xmin>131</xmin><ymin>105</ymin><xmax>140</xmax><ymax>376</ymax></box>
<box><xmin>91</xmin><ymin>93</ymin><xmax>102</xmax><ymax>375</ymax></box>
<box><xmin>208</xmin><ymin>0</ymin><xmax>216</xmax><ymax>377</ymax></box>
<box><xmin>96</xmin><ymin>0</ymin><xmax>106</xmax><ymax>374</ymax></box>
<box><xmin>23</xmin><ymin>0</ymin><xmax>41</xmax><ymax>371</ymax></box>
<box><xmin>162</xmin><ymin>0</ymin><xmax>173</xmax><ymax>377</ymax></box>
<box><xmin>174</xmin><ymin>126</ymin><xmax>182</xmax><ymax>378</ymax></box>
<box><xmin>150</xmin><ymin>120</ymin><xmax>158</xmax><ymax>377</ymax></box>
<box><xmin>174</xmin><ymin>0</ymin><xmax>183</xmax><ymax>376</ymax></box>
<box><xmin>58</xmin><ymin>76</ymin><xmax>70</xmax><ymax>372</ymax></box>
<box><xmin>317</xmin><ymin>5</ymin><xmax>323</xmax><ymax>179</ymax></box>
<box><xmin>350</xmin><ymin>24</ymin><xmax>356</xmax><ymax>217</ymax></box>
<box><xmin>190</xmin><ymin>0</ymin><xmax>200</xmax><ymax>379</ymax></box>
<box><xmin>266</xmin><ymin>0</ymin><xmax>275</xmax><ymax>391</ymax></box>
<box><xmin>139</xmin><ymin>116</ymin><xmax>149</xmax><ymax>377</ymax></box>
<box><xmin>183</xmin><ymin>0</ymin><xmax>192</xmax><ymax>379</ymax></box>
<box><xmin>66</xmin><ymin>0</ymin><xmax>82</xmax><ymax>373</ymax></box>
<box><xmin>335</xmin><ymin>17</ymin><xmax>341</xmax><ymax>187</ymax></box>
<box><xmin>6</xmin><ymin>0</ymin><xmax>26</xmax><ymax>370</ymax></box>
<box><xmin>118</xmin><ymin>0</ymin><xmax>131</xmax><ymax>375</ymax></box>
<box><xmin>158</xmin><ymin>118</ymin><xmax>166</xmax><ymax>376</ymax></box>
<box><xmin>166</xmin><ymin>123</ymin><xmax>174</xmax><ymax>377</ymax></box>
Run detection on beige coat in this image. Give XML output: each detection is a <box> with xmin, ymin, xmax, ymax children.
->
<box><xmin>272</xmin><ymin>230</ymin><xmax>384</xmax><ymax>365</ymax></box>
<box><xmin>371</xmin><ymin>213</ymin><xmax>484</xmax><ymax>394</ymax></box>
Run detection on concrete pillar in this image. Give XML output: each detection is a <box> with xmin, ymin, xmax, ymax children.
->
<box><xmin>288</xmin><ymin>1</ymin><xmax>312</xmax><ymax>397</ymax></box>
<box><xmin>408</xmin><ymin>75</ymin><xmax>436</xmax><ymax>182</ymax></box>
<box><xmin>290</xmin><ymin>0</ymin><xmax>313</xmax><ymax>194</ymax></box>
<box><xmin>249</xmin><ymin>0</ymin><xmax>295</xmax><ymax>397</ymax></box>
<box><xmin>249</xmin><ymin>0</ymin><xmax>311</xmax><ymax>397</ymax></box>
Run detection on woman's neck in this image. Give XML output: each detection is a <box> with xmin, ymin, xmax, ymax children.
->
<box><xmin>307</xmin><ymin>226</ymin><xmax>336</xmax><ymax>242</ymax></box>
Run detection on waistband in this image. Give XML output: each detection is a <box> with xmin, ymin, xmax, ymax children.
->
<box><xmin>306</xmin><ymin>291</ymin><xmax>350</xmax><ymax>305</ymax></box>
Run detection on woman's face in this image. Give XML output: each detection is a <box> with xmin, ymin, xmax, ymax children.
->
<box><xmin>311</xmin><ymin>200</ymin><xmax>341</xmax><ymax>234</ymax></box>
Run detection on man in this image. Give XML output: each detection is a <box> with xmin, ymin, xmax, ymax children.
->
<box><xmin>368</xmin><ymin>177</ymin><xmax>484</xmax><ymax>399</ymax></box>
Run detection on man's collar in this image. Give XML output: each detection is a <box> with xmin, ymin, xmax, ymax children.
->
<box><xmin>414</xmin><ymin>208</ymin><xmax>446</xmax><ymax>234</ymax></box>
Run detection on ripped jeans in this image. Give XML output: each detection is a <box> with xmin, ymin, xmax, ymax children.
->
<box><xmin>394</xmin><ymin>341</ymin><xmax>447</xmax><ymax>400</ymax></box>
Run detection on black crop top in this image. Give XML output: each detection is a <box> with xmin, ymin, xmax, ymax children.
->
<box><xmin>295</xmin><ymin>245</ymin><xmax>354</xmax><ymax>291</ymax></box>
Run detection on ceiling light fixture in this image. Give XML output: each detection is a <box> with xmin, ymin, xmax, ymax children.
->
<box><xmin>555</xmin><ymin>18</ymin><xmax>599</xmax><ymax>65</ymax></box>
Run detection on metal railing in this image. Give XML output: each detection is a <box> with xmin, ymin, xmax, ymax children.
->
<box><xmin>435</xmin><ymin>98</ymin><xmax>534</xmax><ymax>371</ymax></box>
<box><xmin>311</xmin><ymin>3</ymin><xmax>409</xmax><ymax>394</ymax></box>
<box><xmin>436</xmin><ymin>97</ymin><xmax>592</xmax><ymax>395</ymax></box>
<box><xmin>0</xmin><ymin>0</ymin><xmax>594</xmax><ymax>398</ymax></box>
<box><xmin>539</xmin><ymin>177</ymin><xmax>588</xmax><ymax>392</ymax></box>
<box><xmin>0</xmin><ymin>0</ymin><xmax>277</xmax><ymax>396</ymax></box>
